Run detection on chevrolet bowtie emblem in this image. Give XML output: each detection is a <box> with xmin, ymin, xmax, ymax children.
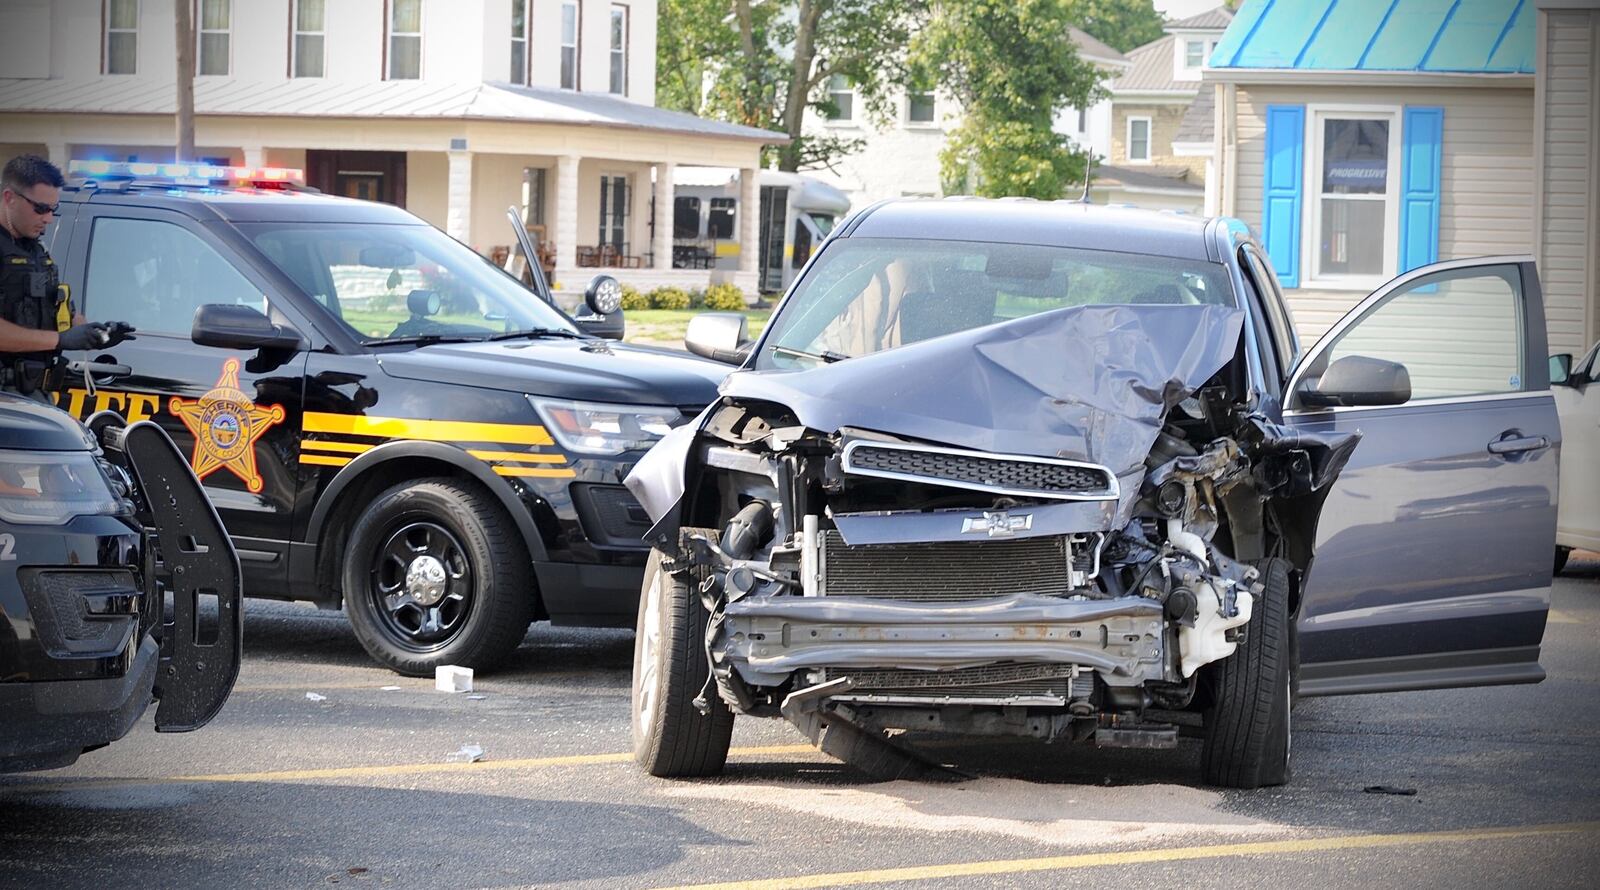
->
<box><xmin>962</xmin><ymin>511</ymin><xmax>1033</xmax><ymax>537</ymax></box>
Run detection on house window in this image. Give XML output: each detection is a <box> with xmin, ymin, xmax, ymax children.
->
<box><xmin>609</xmin><ymin>6</ymin><xmax>628</xmax><ymax>95</ymax></box>
<box><xmin>510</xmin><ymin>0</ymin><xmax>528</xmax><ymax>84</ymax></box>
<box><xmin>825</xmin><ymin>75</ymin><xmax>854</xmax><ymax>122</ymax></box>
<box><xmin>104</xmin><ymin>0</ymin><xmax>138</xmax><ymax>75</ymax></box>
<box><xmin>1311</xmin><ymin>112</ymin><xmax>1398</xmax><ymax>281</ymax></box>
<box><xmin>561</xmin><ymin>2</ymin><xmax>579</xmax><ymax>90</ymax></box>
<box><xmin>708</xmin><ymin>197</ymin><xmax>736</xmax><ymax>239</ymax></box>
<box><xmin>599</xmin><ymin>175</ymin><xmax>631</xmax><ymax>252</ymax></box>
<box><xmin>198</xmin><ymin>0</ymin><xmax>230</xmax><ymax>75</ymax></box>
<box><xmin>292</xmin><ymin>0</ymin><xmax>325</xmax><ymax>78</ymax></box>
<box><xmin>908</xmin><ymin>91</ymin><xmax>936</xmax><ymax>124</ymax></box>
<box><xmin>1185</xmin><ymin>39</ymin><xmax>1205</xmax><ymax>69</ymax></box>
<box><xmin>388</xmin><ymin>0</ymin><xmax>422</xmax><ymax>80</ymax></box>
<box><xmin>1127</xmin><ymin>116</ymin><xmax>1151</xmax><ymax>162</ymax></box>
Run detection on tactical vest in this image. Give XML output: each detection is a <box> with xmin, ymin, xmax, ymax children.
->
<box><xmin>1</xmin><ymin>229</ymin><xmax>68</xmax><ymax>393</ymax></box>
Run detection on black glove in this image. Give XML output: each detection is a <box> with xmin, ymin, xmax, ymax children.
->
<box><xmin>57</xmin><ymin>322</ymin><xmax>110</xmax><ymax>351</ymax></box>
<box><xmin>103</xmin><ymin>321</ymin><xmax>137</xmax><ymax>348</ymax></box>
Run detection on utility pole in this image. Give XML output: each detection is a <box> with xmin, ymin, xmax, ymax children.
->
<box><xmin>175</xmin><ymin>0</ymin><xmax>195</xmax><ymax>161</ymax></box>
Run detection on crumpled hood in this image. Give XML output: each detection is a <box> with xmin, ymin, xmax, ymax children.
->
<box><xmin>628</xmin><ymin>304</ymin><xmax>1244</xmax><ymax>523</ymax></box>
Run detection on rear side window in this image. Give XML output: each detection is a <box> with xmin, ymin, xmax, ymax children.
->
<box><xmin>84</xmin><ymin>217</ymin><xmax>263</xmax><ymax>335</ymax></box>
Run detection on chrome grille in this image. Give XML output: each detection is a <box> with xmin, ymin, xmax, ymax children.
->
<box><xmin>843</xmin><ymin>441</ymin><xmax>1115</xmax><ymax>500</ymax></box>
<box><xmin>822</xmin><ymin>531</ymin><xmax>1069</xmax><ymax>600</ymax></box>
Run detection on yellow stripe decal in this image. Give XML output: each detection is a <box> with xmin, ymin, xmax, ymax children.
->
<box><xmin>494</xmin><ymin>466</ymin><xmax>577</xmax><ymax>478</ymax></box>
<box><xmin>302</xmin><ymin>440</ymin><xmax>374</xmax><ymax>454</ymax></box>
<box><xmin>303</xmin><ymin>412</ymin><xmax>553</xmax><ymax>446</ymax></box>
<box><xmin>467</xmin><ymin>449</ymin><xmax>567</xmax><ymax>464</ymax></box>
<box><xmin>300</xmin><ymin>454</ymin><xmax>352</xmax><ymax>467</ymax></box>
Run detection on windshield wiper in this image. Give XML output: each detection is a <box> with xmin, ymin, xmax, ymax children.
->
<box><xmin>772</xmin><ymin>345</ymin><xmax>850</xmax><ymax>364</ymax></box>
<box><xmin>485</xmin><ymin>328</ymin><xmax>588</xmax><ymax>342</ymax></box>
<box><xmin>363</xmin><ymin>334</ymin><xmax>488</xmax><ymax>347</ymax></box>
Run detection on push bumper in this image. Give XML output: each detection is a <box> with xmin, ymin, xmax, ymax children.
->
<box><xmin>0</xmin><ymin>635</ymin><xmax>159</xmax><ymax>771</ymax></box>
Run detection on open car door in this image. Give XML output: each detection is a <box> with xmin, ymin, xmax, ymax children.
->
<box><xmin>1283</xmin><ymin>256</ymin><xmax>1558</xmax><ymax>696</ymax></box>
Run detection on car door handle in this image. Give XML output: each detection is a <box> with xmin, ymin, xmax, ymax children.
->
<box><xmin>1487</xmin><ymin>435</ymin><xmax>1549</xmax><ymax>455</ymax></box>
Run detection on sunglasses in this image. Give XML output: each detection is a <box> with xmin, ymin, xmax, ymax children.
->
<box><xmin>5</xmin><ymin>189</ymin><xmax>58</xmax><ymax>216</ymax></box>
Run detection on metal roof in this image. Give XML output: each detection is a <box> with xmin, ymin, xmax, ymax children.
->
<box><xmin>1211</xmin><ymin>0</ymin><xmax>1535</xmax><ymax>74</ymax></box>
<box><xmin>1168</xmin><ymin>7</ymin><xmax>1237</xmax><ymax>30</ymax></box>
<box><xmin>1107</xmin><ymin>36</ymin><xmax>1197</xmax><ymax>93</ymax></box>
<box><xmin>0</xmin><ymin>77</ymin><xmax>787</xmax><ymax>142</ymax></box>
<box><xmin>1068</xmin><ymin>27</ymin><xmax>1131</xmax><ymax>67</ymax></box>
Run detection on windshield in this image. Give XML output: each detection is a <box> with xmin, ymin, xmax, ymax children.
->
<box><xmin>809</xmin><ymin>213</ymin><xmax>836</xmax><ymax>236</ymax></box>
<box><xmin>757</xmin><ymin>237</ymin><xmax>1235</xmax><ymax>369</ymax></box>
<box><xmin>242</xmin><ymin>222</ymin><xmax>578</xmax><ymax>344</ymax></box>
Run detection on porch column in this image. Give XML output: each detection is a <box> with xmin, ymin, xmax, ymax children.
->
<box><xmin>556</xmin><ymin>155</ymin><xmax>580</xmax><ymax>276</ymax></box>
<box><xmin>652</xmin><ymin>162</ymin><xmax>675</xmax><ymax>269</ymax></box>
<box><xmin>738</xmin><ymin>167</ymin><xmax>758</xmax><ymax>275</ymax></box>
<box><xmin>242</xmin><ymin>146</ymin><xmax>266</xmax><ymax>168</ymax></box>
<box><xmin>446</xmin><ymin>150</ymin><xmax>474</xmax><ymax>246</ymax></box>
<box><xmin>45</xmin><ymin>141</ymin><xmax>69</xmax><ymax>167</ymax></box>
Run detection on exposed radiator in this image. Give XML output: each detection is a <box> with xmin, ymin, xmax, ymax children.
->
<box><xmin>821</xmin><ymin>530</ymin><xmax>1071</xmax><ymax>601</ymax></box>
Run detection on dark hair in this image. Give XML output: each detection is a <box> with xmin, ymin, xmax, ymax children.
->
<box><xmin>3</xmin><ymin>155</ymin><xmax>66</xmax><ymax>193</ymax></box>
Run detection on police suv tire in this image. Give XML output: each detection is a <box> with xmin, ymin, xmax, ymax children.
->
<box><xmin>343</xmin><ymin>478</ymin><xmax>533</xmax><ymax>677</ymax></box>
<box><xmin>1201</xmin><ymin>557</ymin><xmax>1293</xmax><ymax>789</ymax></box>
<box><xmin>632</xmin><ymin>547</ymin><xmax>734</xmax><ymax>777</ymax></box>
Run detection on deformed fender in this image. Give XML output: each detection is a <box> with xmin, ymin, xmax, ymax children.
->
<box><xmin>304</xmin><ymin>439</ymin><xmax>551</xmax><ymax>562</ymax></box>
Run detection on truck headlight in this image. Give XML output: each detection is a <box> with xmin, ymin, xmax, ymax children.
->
<box><xmin>528</xmin><ymin>398</ymin><xmax>682</xmax><ymax>456</ymax></box>
<box><xmin>0</xmin><ymin>450</ymin><xmax>121</xmax><ymax>525</ymax></box>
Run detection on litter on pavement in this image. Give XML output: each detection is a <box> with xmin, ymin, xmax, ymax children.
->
<box><xmin>305</xmin><ymin>692</ymin><xmax>327</xmax><ymax>702</ymax></box>
<box><xmin>445</xmin><ymin>744</ymin><xmax>484</xmax><ymax>763</ymax></box>
<box><xmin>436</xmin><ymin>665</ymin><xmax>474</xmax><ymax>693</ymax></box>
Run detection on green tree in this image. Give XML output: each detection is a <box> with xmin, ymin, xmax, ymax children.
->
<box><xmin>915</xmin><ymin>0</ymin><xmax>1106</xmax><ymax>198</ymax></box>
<box><xmin>1067</xmin><ymin>0</ymin><xmax>1167</xmax><ymax>53</ymax></box>
<box><xmin>657</xmin><ymin>1</ymin><xmax>924</xmax><ymax>172</ymax></box>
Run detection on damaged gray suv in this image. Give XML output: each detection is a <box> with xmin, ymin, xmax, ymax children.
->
<box><xmin>625</xmin><ymin>200</ymin><xmax>1560</xmax><ymax>788</ymax></box>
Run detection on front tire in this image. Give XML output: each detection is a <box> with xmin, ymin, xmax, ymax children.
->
<box><xmin>1201</xmin><ymin>557</ymin><xmax>1293</xmax><ymax>789</ymax></box>
<box><xmin>632</xmin><ymin>548</ymin><xmax>733</xmax><ymax>777</ymax></box>
<box><xmin>343</xmin><ymin>478</ymin><xmax>534</xmax><ymax>676</ymax></box>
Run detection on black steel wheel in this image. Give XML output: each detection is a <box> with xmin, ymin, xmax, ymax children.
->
<box><xmin>343</xmin><ymin>478</ymin><xmax>533</xmax><ymax>676</ymax></box>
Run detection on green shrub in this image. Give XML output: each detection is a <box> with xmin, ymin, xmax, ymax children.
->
<box><xmin>619</xmin><ymin>283</ymin><xmax>649</xmax><ymax>311</ymax></box>
<box><xmin>688</xmin><ymin>287</ymin><xmax>708</xmax><ymax>309</ymax></box>
<box><xmin>703</xmin><ymin>282</ymin><xmax>747</xmax><ymax>311</ymax></box>
<box><xmin>648</xmin><ymin>285</ymin><xmax>691</xmax><ymax>310</ymax></box>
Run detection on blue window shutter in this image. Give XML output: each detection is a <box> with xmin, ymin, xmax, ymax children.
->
<box><xmin>1262</xmin><ymin>105</ymin><xmax>1305</xmax><ymax>289</ymax></box>
<box><xmin>1399</xmin><ymin>106</ymin><xmax>1444</xmax><ymax>272</ymax></box>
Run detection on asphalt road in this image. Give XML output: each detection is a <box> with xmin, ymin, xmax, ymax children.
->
<box><xmin>3</xmin><ymin>556</ymin><xmax>1599</xmax><ymax>889</ymax></box>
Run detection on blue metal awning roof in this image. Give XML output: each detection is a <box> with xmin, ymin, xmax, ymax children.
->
<box><xmin>1211</xmin><ymin>0</ymin><xmax>1534</xmax><ymax>74</ymax></box>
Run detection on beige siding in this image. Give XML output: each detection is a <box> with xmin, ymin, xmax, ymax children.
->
<box><xmin>1232</xmin><ymin>84</ymin><xmax>1535</xmax><ymax>346</ymax></box>
<box><xmin>1111</xmin><ymin>102</ymin><xmax>1207</xmax><ymax>179</ymax></box>
<box><xmin>1537</xmin><ymin>8</ymin><xmax>1599</xmax><ymax>356</ymax></box>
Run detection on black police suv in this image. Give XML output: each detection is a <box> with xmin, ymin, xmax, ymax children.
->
<box><xmin>38</xmin><ymin>163</ymin><xmax>728</xmax><ymax>676</ymax></box>
<box><xmin>1</xmin><ymin>394</ymin><xmax>241</xmax><ymax>771</ymax></box>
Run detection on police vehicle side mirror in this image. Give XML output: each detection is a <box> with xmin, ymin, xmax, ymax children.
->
<box><xmin>192</xmin><ymin>304</ymin><xmax>304</xmax><ymax>352</ymax></box>
<box><xmin>571</xmin><ymin>274</ymin><xmax>625</xmax><ymax>341</ymax></box>
<box><xmin>685</xmin><ymin>312</ymin><xmax>751</xmax><ymax>365</ymax></box>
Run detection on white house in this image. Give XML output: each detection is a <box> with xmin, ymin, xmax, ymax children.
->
<box><xmin>0</xmin><ymin>0</ymin><xmax>787</xmax><ymax>294</ymax></box>
<box><xmin>1206</xmin><ymin>0</ymin><xmax>1596</xmax><ymax>358</ymax></box>
<box><xmin>801</xmin><ymin>28</ymin><xmax>1130</xmax><ymax>206</ymax></box>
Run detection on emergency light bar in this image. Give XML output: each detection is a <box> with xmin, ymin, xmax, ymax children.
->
<box><xmin>67</xmin><ymin>160</ymin><xmax>305</xmax><ymax>185</ymax></box>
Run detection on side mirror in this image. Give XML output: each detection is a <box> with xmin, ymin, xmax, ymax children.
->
<box><xmin>1550</xmin><ymin>353</ymin><xmax>1574</xmax><ymax>386</ymax></box>
<box><xmin>685</xmin><ymin>311</ymin><xmax>750</xmax><ymax>365</ymax></box>
<box><xmin>192</xmin><ymin>304</ymin><xmax>304</xmax><ymax>352</ymax></box>
<box><xmin>1300</xmin><ymin>355</ymin><xmax>1411</xmax><ymax>408</ymax></box>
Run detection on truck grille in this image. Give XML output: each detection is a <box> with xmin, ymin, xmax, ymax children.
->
<box><xmin>822</xmin><ymin>531</ymin><xmax>1070</xmax><ymax>600</ymax></box>
<box><xmin>843</xmin><ymin>441</ymin><xmax>1115</xmax><ymax>500</ymax></box>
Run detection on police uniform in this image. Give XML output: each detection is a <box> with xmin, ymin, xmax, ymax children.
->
<box><xmin>0</xmin><ymin>225</ymin><xmax>71</xmax><ymax>398</ymax></box>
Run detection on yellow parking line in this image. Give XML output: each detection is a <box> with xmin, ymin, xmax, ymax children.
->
<box><xmin>3</xmin><ymin>745</ymin><xmax>820</xmax><ymax>791</ymax></box>
<box><xmin>1547</xmin><ymin>610</ymin><xmax>1584</xmax><ymax>625</ymax></box>
<box><xmin>646</xmin><ymin>822</ymin><xmax>1600</xmax><ymax>890</ymax></box>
